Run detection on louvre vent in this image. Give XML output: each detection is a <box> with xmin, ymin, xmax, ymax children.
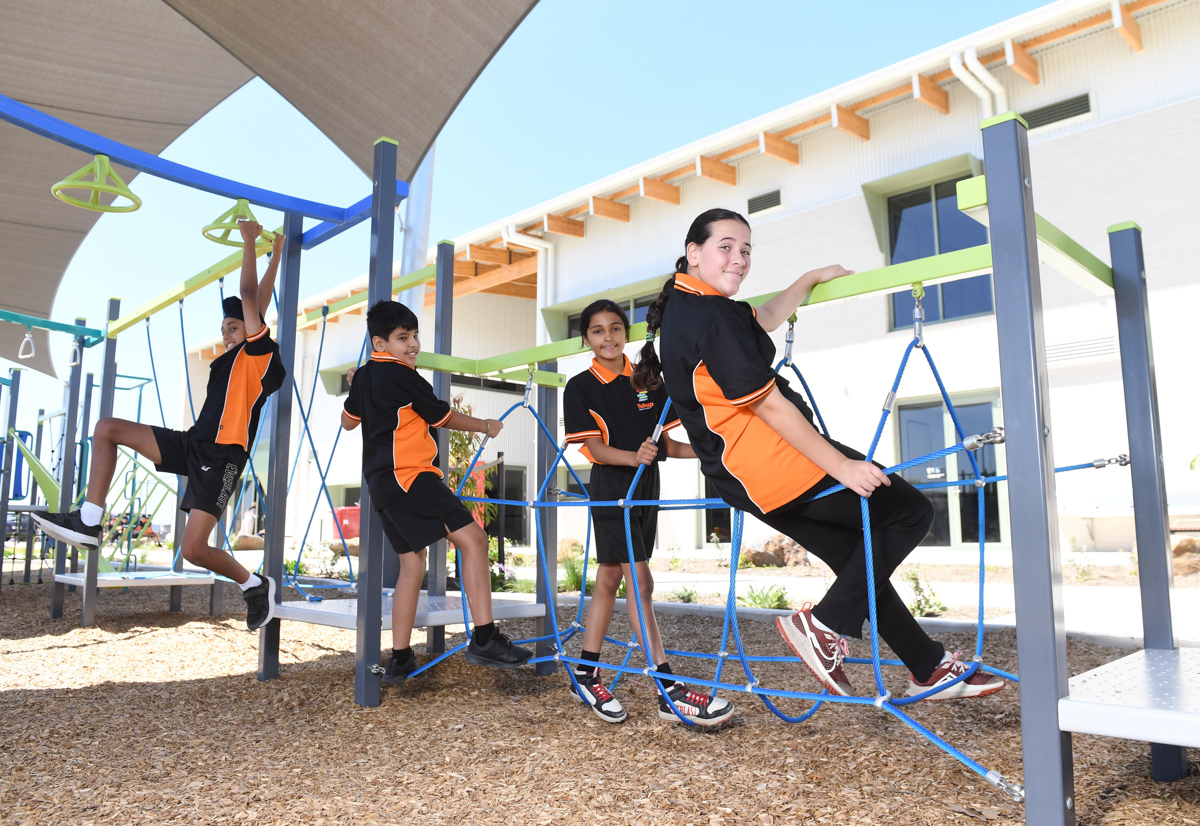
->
<box><xmin>1045</xmin><ymin>336</ymin><xmax>1116</xmax><ymax>363</ymax></box>
<box><xmin>1020</xmin><ymin>94</ymin><xmax>1091</xmax><ymax>130</ymax></box>
<box><xmin>748</xmin><ymin>189</ymin><xmax>782</xmax><ymax>214</ymax></box>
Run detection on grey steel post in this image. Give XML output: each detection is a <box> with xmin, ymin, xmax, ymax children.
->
<box><xmin>169</xmin><ymin>480</ymin><xmax>187</xmax><ymax>612</ymax></box>
<box><xmin>983</xmin><ymin>114</ymin><xmax>1074</xmax><ymax>824</ymax></box>
<box><xmin>1108</xmin><ymin>224</ymin><xmax>1190</xmax><ymax>782</ymax></box>
<box><xmin>535</xmin><ymin>363</ymin><xmax>559</xmax><ymax>676</ymax></box>
<box><xmin>0</xmin><ymin>369</ymin><xmax>19</xmax><ymax>596</ymax></box>
<box><xmin>29</xmin><ymin>410</ymin><xmax>44</xmax><ymax>583</ymax></box>
<box><xmin>354</xmin><ymin>137</ymin><xmax>398</xmax><ymax>707</ymax></box>
<box><xmin>427</xmin><ymin>240</ymin><xmax>455</xmax><ymax>655</ymax></box>
<box><xmin>496</xmin><ymin>452</ymin><xmax>506</xmax><ymax>566</ymax></box>
<box><xmin>83</xmin><ymin>298</ymin><xmax>120</xmax><ymax>623</ymax></box>
<box><xmin>258</xmin><ymin>211</ymin><xmax>303</xmax><ymax>681</ymax></box>
<box><xmin>50</xmin><ymin>325</ymin><xmax>86</xmax><ymax>619</ymax></box>
<box><xmin>76</xmin><ymin>373</ymin><xmax>97</xmax><ymax>624</ymax></box>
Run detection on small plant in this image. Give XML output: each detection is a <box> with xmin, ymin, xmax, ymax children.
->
<box><xmin>506</xmin><ymin>577</ymin><xmax>536</xmax><ymax>594</ymax></box>
<box><xmin>903</xmin><ymin>565</ymin><xmax>946</xmax><ymax>617</ymax></box>
<box><xmin>737</xmin><ymin>584</ymin><xmax>791</xmax><ymax>610</ymax></box>
<box><xmin>284</xmin><ymin>558</ymin><xmax>308</xmax><ymax>577</ymax></box>
<box><xmin>616</xmin><ymin>579</ymin><xmax>627</xmax><ymax>599</ymax></box>
<box><xmin>708</xmin><ymin>530</ymin><xmax>725</xmax><ymax>551</ymax></box>
<box><xmin>560</xmin><ymin>553</ymin><xmax>594</xmax><ymax>594</ymax></box>
<box><xmin>668</xmin><ymin>584</ymin><xmax>698</xmax><ymax>604</ymax></box>
<box><xmin>737</xmin><ymin>554</ymin><xmax>756</xmax><ymax>570</ymax></box>
<box><xmin>1071</xmin><ymin>551</ymin><xmax>1095</xmax><ymax>582</ymax></box>
<box><xmin>668</xmin><ymin>547</ymin><xmax>682</xmax><ymax>570</ymax></box>
<box><xmin>138</xmin><ymin>550</ymin><xmax>150</xmax><ymax>566</ymax></box>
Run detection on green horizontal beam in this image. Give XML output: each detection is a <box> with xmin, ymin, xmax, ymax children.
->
<box><xmin>0</xmin><ymin>308</ymin><xmax>103</xmax><ymax>343</ymax></box>
<box><xmin>295</xmin><ymin>263</ymin><xmax>437</xmax><ymax>328</ymax></box>
<box><xmin>109</xmin><ymin>225</ymin><xmax>283</xmax><ymax>336</ymax></box>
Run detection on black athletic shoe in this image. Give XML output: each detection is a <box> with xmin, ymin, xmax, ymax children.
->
<box><xmin>32</xmin><ymin>509</ymin><xmax>100</xmax><ymax>551</ymax></box>
<box><xmin>382</xmin><ymin>650</ymin><xmax>420</xmax><ymax>687</ymax></box>
<box><xmin>243</xmin><ymin>576</ymin><xmax>277</xmax><ymax>631</ymax></box>
<box><xmin>572</xmin><ymin>668</ymin><xmax>627</xmax><ymax>723</ymax></box>
<box><xmin>658</xmin><ymin>683</ymin><xmax>735</xmax><ymax>727</ymax></box>
<box><xmin>464</xmin><ymin>630</ymin><xmax>533</xmax><ymax>669</ymax></box>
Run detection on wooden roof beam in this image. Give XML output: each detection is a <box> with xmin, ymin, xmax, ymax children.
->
<box><xmin>467</xmin><ymin>244</ymin><xmax>534</xmax><ymax>266</ymax></box>
<box><xmin>759</xmin><ymin>131</ymin><xmax>800</xmax><ymax>165</ymax></box>
<box><xmin>697</xmin><ymin>155</ymin><xmax>736</xmax><ymax>186</ymax></box>
<box><xmin>589</xmin><ymin>195</ymin><xmax>630</xmax><ymax>222</ymax></box>
<box><xmin>912</xmin><ymin>73</ymin><xmax>949</xmax><ymax>115</ymax></box>
<box><xmin>424</xmin><ymin>254</ymin><xmax>539</xmax><ymax>306</ymax></box>
<box><xmin>1113</xmin><ymin>1</ymin><xmax>1143</xmax><ymax>52</ymax></box>
<box><xmin>831</xmin><ymin>104</ymin><xmax>869</xmax><ymax>142</ymax></box>
<box><xmin>1005</xmin><ymin>39</ymin><xmax>1040</xmax><ymax>85</ymax></box>
<box><xmin>544</xmin><ymin>213</ymin><xmax>585</xmax><ymax>238</ymax></box>
<box><xmin>639</xmin><ymin>176</ymin><xmax>681</xmax><ymax>204</ymax></box>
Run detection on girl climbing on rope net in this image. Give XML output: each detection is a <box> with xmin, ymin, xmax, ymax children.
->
<box><xmin>563</xmin><ymin>298</ymin><xmax>734</xmax><ymax>726</ymax></box>
<box><xmin>34</xmin><ymin>220</ymin><xmax>287</xmax><ymax>632</ymax></box>
<box><xmin>631</xmin><ymin>208</ymin><xmax>1005</xmax><ymax>702</ymax></box>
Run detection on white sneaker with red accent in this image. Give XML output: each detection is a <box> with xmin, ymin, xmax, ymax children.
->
<box><xmin>572</xmin><ymin>668</ymin><xmax>627</xmax><ymax>723</ymax></box>
<box><xmin>906</xmin><ymin>651</ymin><xmax>1006</xmax><ymax>701</ymax></box>
<box><xmin>775</xmin><ymin>603</ymin><xmax>853</xmax><ymax>696</ymax></box>
<box><xmin>658</xmin><ymin>683</ymin><xmax>734</xmax><ymax>727</ymax></box>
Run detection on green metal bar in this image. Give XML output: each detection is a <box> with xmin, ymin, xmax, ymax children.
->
<box><xmin>108</xmin><ymin>225</ymin><xmax>284</xmax><ymax>336</ymax></box>
<box><xmin>0</xmin><ymin>308</ymin><xmax>103</xmax><ymax>342</ymax></box>
<box><xmin>294</xmin><ymin>263</ymin><xmax>437</xmax><ymax>328</ymax></box>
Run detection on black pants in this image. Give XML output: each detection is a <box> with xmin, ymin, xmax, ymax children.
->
<box><xmin>759</xmin><ymin>441</ymin><xmax>944</xmax><ymax>682</ymax></box>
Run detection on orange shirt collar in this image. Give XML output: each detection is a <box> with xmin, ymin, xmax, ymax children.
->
<box><xmin>370</xmin><ymin>351</ymin><xmax>415</xmax><ymax>369</ymax></box>
<box><xmin>673</xmin><ymin>272</ymin><xmax>724</xmax><ymax>297</ymax></box>
<box><xmin>589</xmin><ymin>354</ymin><xmax>632</xmax><ymax>384</ymax></box>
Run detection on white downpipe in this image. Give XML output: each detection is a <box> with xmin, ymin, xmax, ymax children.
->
<box><xmin>949</xmin><ymin>52</ymin><xmax>994</xmax><ymax>120</ymax></box>
<box><xmin>398</xmin><ymin>144</ymin><xmax>435</xmax><ymax>315</ymax></box>
<box><xmin>502</xmin><ymin>224</ymin><xmax>554</xmax><ymax>346</ymax></box>
<box><xmin>964</xmin><ymin>46</ymin><xmax>1008</xmax><ymax>115</ymax></box>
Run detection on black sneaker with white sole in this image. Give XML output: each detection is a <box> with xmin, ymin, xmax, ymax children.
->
<box><xmin>382</xmin><ymin>650</ymin><xmax>420</xmax><ymax>687</ymax></box>
<box><xmin>464</xmin><ymin>631</ymin><xmax>532</xmax><ymax>668</ymax></box>
<box><xmin>572</xmin><ymin>668</ymin><xmax>627</xmax><ymax>723</ymax></box>
<box><xmin>658</xmin><ymin>683</ymin><xmax>735</xmax><ymax>727</ymax></box>
<box><xmin>243</xmin><ymin>576</ymin><xmax>277</xmax><ymax>631</ymax></box>
<box><xmin>32</xmin><ymin>509</ymin><xmax>101</xmax><ymax>551</ymax></box>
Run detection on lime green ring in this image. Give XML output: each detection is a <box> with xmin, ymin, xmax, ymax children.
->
<box><xmin>51</xmin><ymin>155</ymin><xmax>141</xmax><ymax>213</ymax></box>
<box><xmin>202</xmin><ymin>198</ymin><xmax>277</xmax><ymax>247</ymax></box>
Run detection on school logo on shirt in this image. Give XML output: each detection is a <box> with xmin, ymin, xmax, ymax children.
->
<box><xmin>636</xmin><ymin>390</ymin><xmax>654</xmax><ymax>411</ymax></box>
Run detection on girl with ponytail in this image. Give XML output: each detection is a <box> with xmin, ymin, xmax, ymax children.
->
<box><xmin>651</xmin><ymin>208</ymin><xmax>1005</xmax><ymax>703</ymax></box>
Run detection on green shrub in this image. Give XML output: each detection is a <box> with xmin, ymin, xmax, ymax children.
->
<box><xmin>737</xmin><ymin>584</ymin><xmax>791</xmax><ymax>610</ymax></box>
<box><xmin>903</xmin><ymin>565</ymin><xmax>946</xmax><ymax>617</ymax></box>
<box><xmin>284</xmin><ymin>559</ymin><xmax>307</xmax><ymax>577</ymax></box>
<box><xmin>667</xmin><ymin>584</ymin><xmax>698</xmax><ymax>604</ymax></box>
<box><xmin>560</xmin><ymin>553</ymin><xmax>595</xmax><ymax>594</ymax></box>
<box><xmin>506</xmin><ymin>577</ymin><xmax>536</xmax><ymax>594</ymax></box>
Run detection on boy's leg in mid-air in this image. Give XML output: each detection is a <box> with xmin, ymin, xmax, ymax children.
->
<box><xmin>179</xmin><ymin>507</ymin><xmax>276</xmax><ymax>632</ymax></box>
<box><xmin>33</xmin><ymin>417</ymin><xmax>163</xmax><ymax>549</ymax></box>
<box><xmin>453</xmin><ymin>519</ymin><xmax>533</xmax><ymax>669</ymax></box>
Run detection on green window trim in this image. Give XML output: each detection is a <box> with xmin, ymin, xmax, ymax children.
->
<box><xmin>861</xmin><ymin>154</ymin><xmax>982</xmax><ymax>260</ymax></box>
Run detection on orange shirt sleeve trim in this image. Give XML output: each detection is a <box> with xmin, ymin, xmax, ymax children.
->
<box><xmin>729</xmin><ymin>377</ymin><xmax>776</xmax><ymax>407</ymax></box>
<box><xmin>565</xmin><ymin>430</ymin><xmax>602</xmax><ymax>444</ymax></box>
<box><xmin>343</xmin><ymin>410</ymin><xmax>361</xmax><ymax>421</ymax></box>
<box><xmin>661</xmin><ymin>419</ymin><xmax>684</xmax><ymax>432</ymax></box>
<box><xmin>246</xmin><ymin>326</ymin><xmax>269</xmax><ymax>342</ymax></box>
<box><xmin>431</xmin><ymin>410</ymin><xmax>452</xmax><ymax>427</ymax></box>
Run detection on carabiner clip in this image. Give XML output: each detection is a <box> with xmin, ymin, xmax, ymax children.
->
<box><xmin>911</xmin><ymin>284</ymin><xmax>926</xmax><ymax>349</ymax></box>
<box><xmin>784</xmin><ymin>314</ymin><xmax>796</xmax><ymax>367</ymax></box>
<box><xmin>17</xmin><ymin>328</ymin><xmax>34</xmax><ymax>360</ymax></box>
<box><xmin>521</xmin><ymin>368</ymin><xmax>535</xmax><ymax>408</ymax></box>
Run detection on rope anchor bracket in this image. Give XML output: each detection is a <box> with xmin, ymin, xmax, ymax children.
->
<box><xmin>911</xmin><ymin>284</ymin><xmax>926</xmax><ymax>349</ymax></box>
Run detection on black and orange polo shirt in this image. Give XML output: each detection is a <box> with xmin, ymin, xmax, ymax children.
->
<box><xmin>191</xmin><ymin>326</ymin><xmax>285</xmax><ymax>452</ymax></box>
<box><xmin>659</xmin><ymin>272</ymin><xmax>824</xmax><ymax>515</ymax></box>
<box><xmin>564</xmin><ymin>354</ymin><xmax>681</xmax><ymax>465</ymax></box>
<box><xmin>343</xmin><ymin>351</ymin><xmax>452</xmax><ymax>508</ymax></box>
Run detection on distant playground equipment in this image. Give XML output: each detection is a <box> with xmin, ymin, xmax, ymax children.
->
<box><xmin>0</xmin><ymin>85</ymin><xmax>1192</xmax><ymax>820</ymax></box>
<box><xmin>51</xmin><ymin>154</ymin><xmax>141</xmax><ymax>213</ymax></box>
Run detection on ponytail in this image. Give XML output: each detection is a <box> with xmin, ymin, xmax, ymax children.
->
<box><xmin>632</xmin><ymin>208</ymin><xmax>750</xmax><ymax>392</ymax></box>
<box><xmin>631</xmin><ymin>275</ymin><xmax>676</xmax><ymax>392</ymax></box>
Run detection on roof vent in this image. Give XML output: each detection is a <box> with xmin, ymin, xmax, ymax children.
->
<box><xmin>1020</xmin><ymin>93</ymin><xmax>1091</xmax><ymax>130</ymax></box>
<box><xmin>748</xmin><ymin>189</ymin><xmax>782</xmax><ymax>215</ymax></box>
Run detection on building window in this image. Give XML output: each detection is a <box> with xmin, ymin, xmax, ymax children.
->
<box><xmin>897</xmin><ymin>398</ymin><xmax>1002</xmax><ymax>548</ymax></box>
<box><xmin>568</xmin><ymin>291</ymin><xmax>661</xmax><ymax>339</ymax></box>
<box><xmin>889</xmin><ymin>177</ymin><xmax>992</xmax><ymax>331</ymax></box>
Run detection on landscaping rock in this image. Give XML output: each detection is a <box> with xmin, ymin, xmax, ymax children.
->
<box><xmin>1172</xmin><ymin>538</ymin><xmax>1199</xmax><ymax>576</ymax></box>
<box><xmin>233</xmin><ymin>534</ymin><xmax>264</xmax><ymax>551</ymax></box>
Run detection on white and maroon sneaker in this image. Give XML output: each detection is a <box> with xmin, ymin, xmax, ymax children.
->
<box><xmin>658</xmin><ymin>683</ymin><xmax>734</xmax><ymax>727</ymax></box>
<box><xmin>906</xmin><ymin>651</ymin><xmax>1006</xmax><ymax>701</ymax></box>
<box><xmin>775</xmin><ymin>603</ymin><xmax>853</xmax><ymax>696</ymax></box>
<box><xmin>572</xmin><ymin>667</ymin><xmax>627</xmax><ymax>724</ymax></box>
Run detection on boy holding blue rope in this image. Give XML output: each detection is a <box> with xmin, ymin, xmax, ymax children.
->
<box><xmin>341</xmin><ymin>300</ymin><xmax>532</xmax><ymax>686</ymax></box>
<box><xmin>36</xmin><ymin>220</ymin><xmax>286</xmax><ymax>632</ymax></box>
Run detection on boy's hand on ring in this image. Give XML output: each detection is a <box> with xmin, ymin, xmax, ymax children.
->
<box><xmin>238</xmin><ymin>219</ymin><xmax>262</xmax><ymax>243</ymax></box>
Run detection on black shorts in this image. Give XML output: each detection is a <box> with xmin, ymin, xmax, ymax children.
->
<box><xmin>377</xmin><ymin>472</ymin><xmax>475</xmax><ymax>554</ymax></box>
<box><xmin>151</xmin><ymin>427</ymin><xmax>248</xmax><ymax>519</ymax></box>
<box><xmin>588</xmin><ymin>463</ymin><xmax>659</xmax><ymax>565</ymax></box>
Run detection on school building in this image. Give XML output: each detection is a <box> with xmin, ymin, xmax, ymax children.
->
<box><xmin>187</xmin><ymin>0</ymin><xmax>1200</xmax><ymax>560</ymax></box>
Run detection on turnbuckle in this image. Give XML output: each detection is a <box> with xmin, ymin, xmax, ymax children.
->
<box><xmin>1093</xmin><ymin>454</ymin><xmax>1130</xmax><ymax>469</ymax></box>
<box><xmin>521</xmin><ymin>368</ymin><xmax>535</xmax><ymax>408</ymax></box>
<box><xmin>963</xmin><ymin>426</ymin><xmax>1005</xmax><ymax>451</ymax></box>
<box><xmin>912</xmin><ymin>284</ymin><xmax>925</xmax><ymax>349</ymax></box>
<box><xmin>784</xmin><ymin>314</ymin><xmax>796</xmax><ymax>367</ymax></box>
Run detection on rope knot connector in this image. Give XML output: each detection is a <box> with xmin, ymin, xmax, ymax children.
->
<box><xmin>873</xmin><ymin>690</ymin><xmax>892</xmax><ymax>708</ymax></box>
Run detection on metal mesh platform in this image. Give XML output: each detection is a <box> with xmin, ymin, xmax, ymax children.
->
<box><xmin>1058</xmin><ymin>648</ymin><xmax>1200</xmax><ymax>748</ymax></box>
<box><xmin>54</xmin><ymin>571</ymin><xmax>216</xmax><ymax>588</ymax></box>
<box><xmin>274</xmin><ymin>591</ymin><xmax>546</xmax><ymax>631</ymax></box>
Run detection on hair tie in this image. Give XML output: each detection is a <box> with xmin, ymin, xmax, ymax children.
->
<box><xmin>645</xmin><ymin>330</ymin><xmax>656</xmax><ymax>343</ymax></box>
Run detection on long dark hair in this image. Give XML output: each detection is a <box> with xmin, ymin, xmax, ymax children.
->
<box><xmin>631</xmin><ymin>208</ymin><xmax>750</xmax><ymax>391</ymax></box>
<box><xmin>577</xmin><ymin>298</ymin><xmax>630</xmax><ymax>347</ymax></box>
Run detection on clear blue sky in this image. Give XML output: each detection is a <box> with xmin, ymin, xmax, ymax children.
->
<box><xmin>4</xmin><ymin>0</ymin><xmax>1047</xmax><ymax>445</ymax></box>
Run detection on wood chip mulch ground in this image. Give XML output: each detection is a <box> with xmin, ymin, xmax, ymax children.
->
<box><xmin>1</xmin><ymin>582</ymin><xmax>1197</xmax><ymax>825</ymax></box>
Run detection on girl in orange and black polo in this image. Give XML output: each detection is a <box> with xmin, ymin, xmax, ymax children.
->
<box><xmin>632</xmin><ymin>208</ymin><xmax>1004</xmax><ymax>703</ymax></box>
